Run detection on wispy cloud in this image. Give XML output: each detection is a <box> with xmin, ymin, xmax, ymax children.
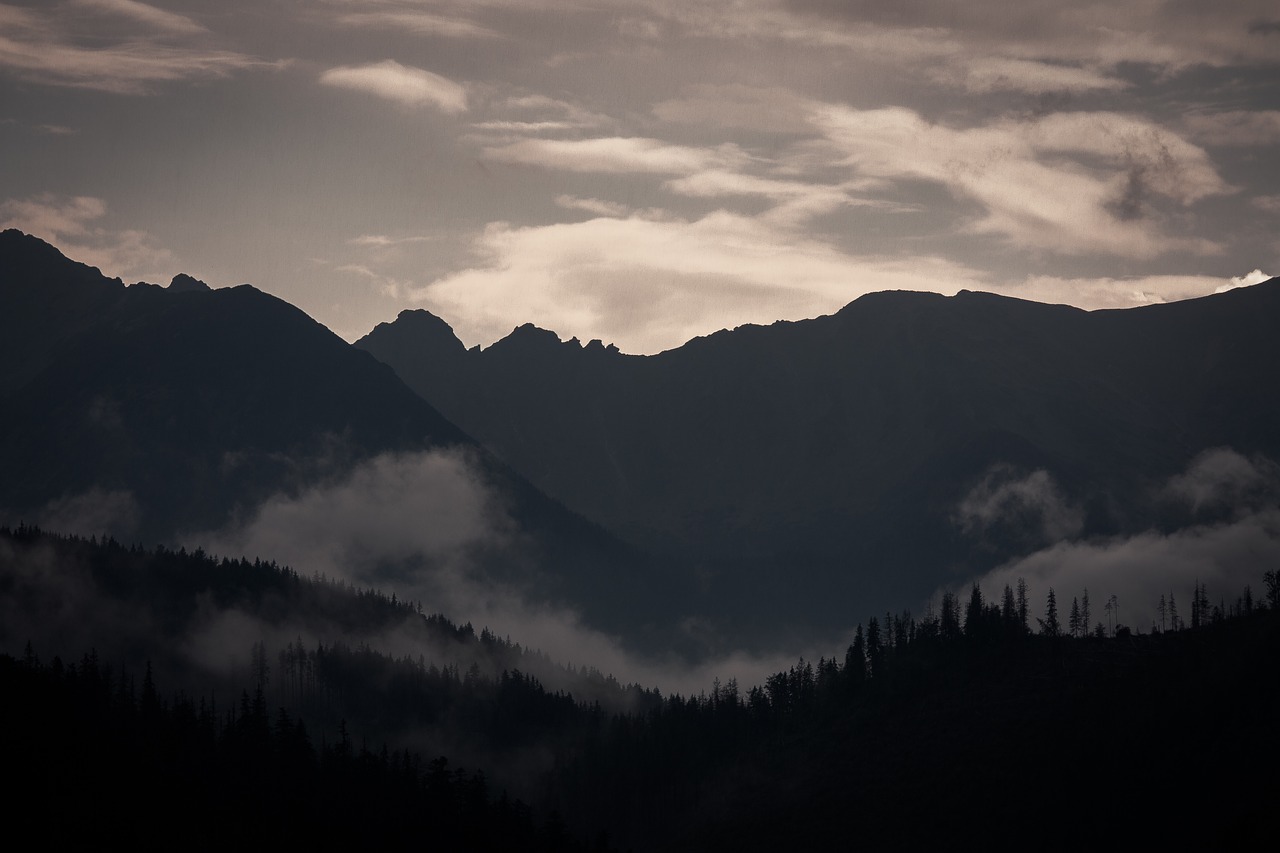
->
<box><xmin>484</xmin><ymin>136</ymin><xmax>748</xmax><ymax>174</ymax></box>
<box><xmin>941</xmin><ymin>57</ymin><xmax>1128</xmax><ymax>95</ymax></box>
<box><xmin>1184</xmin><ymin>110</ymin><xmax>1280</xmax><ymax>147</ymax></box>
<box><xmin>955</xmin><ymin>450</ymin><xmax>1280</xmax><ymax>635</ymax></box>
<box><xmin>415</xmin><ymin>210</ymin><xmax>987</xmax><ymax>354</ymax></box>
<box><xmin>993</xmin><ymin>272</ymin><xmax>1268</xmax><ymax>310</ymax></box>
<box><xmin>555</xmin><ymin>195</ymin><xmax>631</xmax><ymax>217</ymax></box>
<box><xmin>71</xmin><ymin>0</ymin><xmax>207</xmax><ymax>35</ymax></box>
<box><xmin>0</xmin><ymin>193</ymin><xmax>172</xmax><ymax>279</ymax></box>
<box><xmin>320</xmin><ymin>60</ymin><xmax>468</xmax><ymax>112</ymax></box>
<box><xmin>331</xmin><ymin>10</ymin><xmax>503</xmax><ymax>40</ymax></box>
<box><xmin>813</xmin><ymin>106</ymin><xmax>1230</xmax><ymax>258</ymax></box>
<box><xmin>0</xmin><ymin>1</ymin><xmax>269</xmax><ymax>93</ymax></box>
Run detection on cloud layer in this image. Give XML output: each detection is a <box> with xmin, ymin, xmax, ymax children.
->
<box><xmin>955</xmin><ymin>449</ymin><xmax>1280</xmax><ymax>634</ymax></box>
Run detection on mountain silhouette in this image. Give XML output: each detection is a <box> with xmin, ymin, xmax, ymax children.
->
<box><xmin>358</xmin><ymin>279</ymin><xmax>1280</xmax><ymax>638</ymax></box>
<box><xmin>0</xmin><ymin>231</ymin><xmax>663</xmax><ymax>638</ymax></box>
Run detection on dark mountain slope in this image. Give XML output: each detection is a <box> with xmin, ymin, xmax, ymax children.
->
<box><xmin>0</xmin><ymin>231</ymin><xmax>662</xmax><ymax>637</ymax></box>
<box><xmin>358</xmin><ymin>281</ymin><xmax>1280</xmax><ymax>637</ymax></box>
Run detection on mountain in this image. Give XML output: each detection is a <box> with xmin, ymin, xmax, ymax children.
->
<box><xmin>358</xmin><ymin>281</ymin><xmax>1280</xmax><ymax>637</ymax></box>
<box><xmin>0</xmin><ymin>231</ymin><xmax>663</xmax><ymax>638</ymax></box>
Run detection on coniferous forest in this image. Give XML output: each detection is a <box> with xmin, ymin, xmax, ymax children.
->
<box><xmin>4</xmin><ymin>526</ymin><xmax>1277</xmax><ymax>850</ymax></box>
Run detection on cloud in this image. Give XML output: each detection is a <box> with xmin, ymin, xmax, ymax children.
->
<box><xmin>812</xmin><ymin>106</ymin><xmax>1230</xmax><ymax>258</ymax></box>
<box><xmin>1184</xmin><ymin>111</ymin><xmax>1280</xmax><ymax>147</ymax></box>
<box><xmin>1215</xmin><ymin>269</ymin><xmax>1273</xmax><ymax>293</ymax></box>
<box><xmin>955</xmin><ymin>450</ymin><xmax>1280</xmax><ymax>633</ymax></box>
<box><xmin>0</xmin><ymin>193</ymin><xmax>173</xmax><ymax>278</ymax></box>
<box><xmin>1165</xmin><ymin>448</ymin><xmax>1280</xmax><ymax>514</ymax></box>
<box><xmin>941</xmin><ymin>57</ymin><xmax>1128</xmax><ymax>94</ymax></box>
<box><xmin>956</xmin><ymin>466</ymin><xmax>1084</xmax><ymax>544</ymax></box>
<box><xmin>348</xmin><ymin>234</ymin><xmax>437</xmax><ymax>247</ymax></box>
<box><xmin>652</xmin><ymin>84</ymin><xmax>818</xmax><ymax>134</ymax></box>
<box><xmin>34</xmin><ymin>487</ymin><xmax>140</xmax><ymax>539</ymax></box>
<box><xmin>555</xmin><ymin>195</ymin><xmax>631</xmax><ymax>217</ymax></box>
<box><xmin>414</xmin><ymin>210</ymin><xmax>988</xmax><ymax>354</ymax></box>
<box><xmin>993</xmin><ymin>272</ymin><xmax>1264</xmax><ymax>310</ymax></box>
<box><xmin>71</xmin><ymin>0</ymin><xmax>207</xmax><ymax>35</ymax></box>
<box><xmin>0</xmin><ymin>2</ymin><xmax>268</xmax><ymax>93</ymax></box>
<box><xmin>330</xmin><ymin>10</ymin><xmax>503</xmax><ymax>40</ymax></box>
<box><xmin>962</xmin><ymin>508</ymin><xmax>1280</xmax><ymax>635</ymax></box>
<box><xmin>336</xmin><ymin>262</ymin><xmax>412</xmax><ymax>299</ymax></box>
<box><xmin>320</xmin><ymin>60</ymin><xmax>468</xmax><ymax>113</ymax></box>
<box><xmin>188</xmin><ymin>445</ymin><xmax>840</xmax><ymax>695</ymax></box>
<box><xmin>777</xmin><ymin>0</ymin><xmax>1280</xmax><ymax>71</ymax></box>
<box><xmin>199</xmin><ymin>450</ymin><xmax>504</xmax><ymax>586</ymax></box>
<box><xmin>483</xmin><ymin>136</ymin><xmax>748</xmax><ymax>174</ymax></box>
<box><xmin>1252</xmin><ymin>195</ymin><xmax>1280</xmax><ymax>214</ymax></box>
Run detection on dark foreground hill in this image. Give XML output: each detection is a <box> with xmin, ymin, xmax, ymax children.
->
<box><xmin>0</xmin><ymin>230</ymin><xmax>663</xmax><ymax>637</ymax></box>
<box><xmin>5</xmin><ymin>527</ymin><xmax>1276</xmax><ymax>851</ymax></box>
<box><xmin>359</xmin><ymin>281</ymin><xmax>1280</xmax><ymax>638</ymax></box>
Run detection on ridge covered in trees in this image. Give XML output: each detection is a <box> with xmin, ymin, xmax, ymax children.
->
<box><xmin>4</xmin><ymin>526</ymin><xmax>1277</xmax><ymax>848</ymax></box>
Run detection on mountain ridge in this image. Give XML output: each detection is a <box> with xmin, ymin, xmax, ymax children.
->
<box><xmin>358</xmin><ymin>275</ymin><xmax>1280</xmax><ymax>639</ymax></box>
<box><xmin>0</xmin><ymin>231</ymin><xmax>666</xmax><ymax>643</ymax></box>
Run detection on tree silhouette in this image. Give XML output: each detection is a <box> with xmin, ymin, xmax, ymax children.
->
<box><xmin>1037</xmin><ymin>588</ymin><xmax>1062</xmax><ymax>637</ymax></box>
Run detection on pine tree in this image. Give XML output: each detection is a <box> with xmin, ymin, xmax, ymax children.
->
<box><xmin>1069</xmin><ymin>597</ymin><xmax>1081</xmax><ymax>638</ymax></box>
<box><xmin>1037</xmin><ymin>588</ymin><xmax>1062</xmax><ymax>637</ymax></box>
<box><xmin>1001</xmin><ymin>584</ymin><xmax>1017</xmax><ymax>625</ymax></box>
<box><xmin>964</xmin><ymin>584</ymin><xmax>984</xmax><ymax>639</ymax></box>
<box><xmin>1016</xmin><ymin>578</ymin><xmax>1029</xmax><ymax>633</ymax></box>
<box><xmin>1081</xmin><ymin>588</ymin><xmax>1091</xmax><ymax>634</ymax></box>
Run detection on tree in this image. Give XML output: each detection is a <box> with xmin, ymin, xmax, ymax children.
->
<box><xmin>1016</xmin><ymin>578</ymin><xmax>1030</xmax><ymax>633</ymax></box>
<box><xmin>1081</xmin><ymin>588</ymin><xmax>1091</xmax><ymax>635</ymax></box>
<box><xmin>964</xmin><ymin>584</ymin><xmax>984</xmax><ymax>639</ymax></box>
<box><xmin>1069</xmin><ymin>597</ymin><xmax>1081</xmax><ymax>638</ymax></box>
<box><xmin>1037</xmin><ymin>588</ymin><xmax>1062</xmax><ymax>637</ymax></box>
<box><xmin>251</xmin><ymin>639</ymin><xmax>270</xmax><ymax>691</ymax></box>
<box><xmin>940</xmin><ymin>592</ymin><xmax>961</xmax><ymax>640</ymax></box>
<box><xmin>866</xmin><ymin>618</ymin><xmax>884</xmax><ymax>678</ymax></box>
<box><xmin>844</xmin><ymin>625</ymin><xmax>867</xmax><ymax>686</ymax></box>
<box><xmin>1001</xmin><ymin>584</ymin><xmax>1017</xmax><ymax>626</ymax></box>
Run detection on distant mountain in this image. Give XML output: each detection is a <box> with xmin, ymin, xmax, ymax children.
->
<box><xmin>0</xmin><ymin>231</ymin><xmax>662</xmax><ymax>637</ymax></box>
<box><xmin>358</xmin><ymin>280</ymin><xmax>1280</xmax><ymax>637</ymax></box>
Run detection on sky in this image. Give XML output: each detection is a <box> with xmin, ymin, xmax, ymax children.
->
<box><xmin>1</xmin><ymin>0</ymin><xmax>1278</xmax><ymax>354</ymax></box>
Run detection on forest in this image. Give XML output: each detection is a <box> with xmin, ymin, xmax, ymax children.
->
<box><xmin>4</xmin><ymin>525</ymin><xmax>1276</xmax><ymax>849</ymax></box>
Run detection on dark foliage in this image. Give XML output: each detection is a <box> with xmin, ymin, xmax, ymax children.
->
<box><xmin>0</xmin><ymin>652</ymin><xmax>603</xmax><ymax>852</ymax></box>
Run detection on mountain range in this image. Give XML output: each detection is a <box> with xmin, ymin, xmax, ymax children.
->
<box><xmin>0</xmin><ymin>230</ymin><xmax>663</xmax><ymax>642</ymax></box>
<box><xmin>4</xmin><ymin>226</ymin><xmax>1278</xmax><ymax>649</ymax></box>
<box><xmin>357</xmin><ymin>275</ymin><xmax>1280</xmax><ymax>640</ymax></box>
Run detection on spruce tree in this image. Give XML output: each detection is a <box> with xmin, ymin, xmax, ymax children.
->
<box><xmin>1037</xmin><ymin>588</ymin><xmax>1062</xmax><ymax>637</ymax></box>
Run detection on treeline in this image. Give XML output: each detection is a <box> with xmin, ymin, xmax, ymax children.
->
<box><xmin>550</xmin><ymin>577</ymin><xmax>1280</xmax><ymax>849</ymax></box>
<box><xmin>0</xmin><ymin>649</ymin><xmax>607</xmax><ymax>852</ymax></box>
<box><xmin>4</xmin><ymin>525</ymin><xmax>1277</xmax><ymax>849</ymax></box>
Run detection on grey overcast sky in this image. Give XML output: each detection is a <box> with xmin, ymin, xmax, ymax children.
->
<box><xmin>2</xmin><ymin>0</ymin><xmax>1277</xmax><ymax>352</ymax></box>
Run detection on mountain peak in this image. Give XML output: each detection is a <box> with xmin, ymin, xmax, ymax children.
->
<box><xmin>168</xmin><ymin>273</ymin><xmax>210</xmax><ymax>293</ymax></box>
<box><xmin>487</xmin><ymin>322</ymin><xmax>564</xmax><ymax>355</ymax></box>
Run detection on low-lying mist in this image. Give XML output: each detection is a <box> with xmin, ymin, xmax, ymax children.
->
<box><xmin>186</xmin><ymin>447</ymin><xmax>833</xmax><ymax>698</ymax></box>
<box><xmin>945</xmin><ymin>448</ymin><xmax>1280</xmax><ymax>631</ymax></box>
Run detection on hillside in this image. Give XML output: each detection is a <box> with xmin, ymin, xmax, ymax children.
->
<box><xmin>358</xmin><ymin>282</ymin><xmax>1280</xmax><ymax>637</ymax></box>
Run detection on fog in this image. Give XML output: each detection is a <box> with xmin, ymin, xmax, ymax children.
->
<box><xmin>950</xmin><ymin>449</ymin><xmax>1280</xmax><ymax>632</ymax></box>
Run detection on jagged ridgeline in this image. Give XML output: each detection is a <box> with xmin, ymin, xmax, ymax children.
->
<box><xmin>4</xmin><ymin>527</ymin><xmax>1277</xmax><ymax>850</ymax></box>
<box><xmin>0</xmin><ymin>229</ymin><xmax>676</xmax><ymax>644</ymax></box>
<box><xmin>359</xmin><ymin>277</ymin><xmax>1280</xmax><ymax>642</ymax></box>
